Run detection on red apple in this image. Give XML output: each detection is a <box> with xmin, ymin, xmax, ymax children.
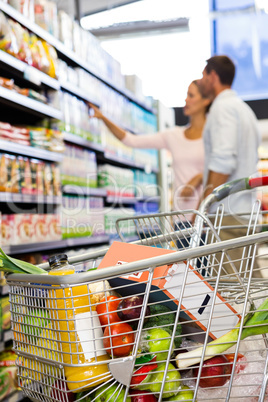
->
<box><xmin>130</xmin><ymin>389</ymin><xmax>158</xmax><ymax>402</ymax></box>
<box><xmin>193</xmin><ymin>354</ymin><xmax>232</xmax><ymax>388</ymax></box>
<box><xmin>225</xmin><ymin>353</ymin><xmax>247</xmax><ymax>374</ymax></box>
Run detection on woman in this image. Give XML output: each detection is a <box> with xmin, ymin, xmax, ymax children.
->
<box><xmin>89</xmin><ymin>80</ymin><xmax>211</xmax><ymax>216</ymax></box>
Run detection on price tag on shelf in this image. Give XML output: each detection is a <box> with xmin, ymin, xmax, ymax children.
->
<box><xmin>4</xmin><ymin>330</ymin><xmax>12</xmax><ymax>342</ymax></box>
<box><xmin>24</xmin><ymin>66</ymin><xmax>42</xmax><ymax>86</ymax></box>
<box><xmin>1</xmin><ymin>284</ymin><xmax>10</xmax><ymax>295</ymax></box>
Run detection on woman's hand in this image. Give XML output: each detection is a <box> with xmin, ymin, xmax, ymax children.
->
<box><xmin>88</xmin><ymin>102</ymin><xmax>103</xmax><ymax>119</ymax></box>
<box><xmin>180</xmin><ymin>173</ymin><xmax>203</xmax><ymax>199</ymax></box>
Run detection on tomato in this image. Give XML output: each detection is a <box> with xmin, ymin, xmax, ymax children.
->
<box><xmin>96</xmin><ymin>296</ymin><xmax>121</xmax><ymax>327</ymax></box>
<box><xmin>103</xmin><ymin>322</ymin><xmax>135</xmax><ymax>357</ymax></box>
<box><xmin>225</xmin><ymin>353</ymin><xmax>247</xmax><ymax>374</ymax></box>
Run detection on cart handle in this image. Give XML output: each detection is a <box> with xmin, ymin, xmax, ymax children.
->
<box><xmin>200</xmin><ymin>175</ymin><xmax>268</xmax><ymax>213</ymax></box>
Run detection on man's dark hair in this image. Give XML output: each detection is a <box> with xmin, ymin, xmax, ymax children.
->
<box><xmin>205</xmin><ymin>55</ymin><xmax>235</xmax><ymax>86</ymax></box>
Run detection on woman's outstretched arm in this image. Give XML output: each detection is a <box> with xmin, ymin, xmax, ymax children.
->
<box><xmin>88</xmin><ymin>103</ymin><xmax>126</xmax><ymax>141</ymax></box>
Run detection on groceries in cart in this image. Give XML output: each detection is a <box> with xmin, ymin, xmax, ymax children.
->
<box><xmin>5</xmin><ymin>224</ymin><xmax>268</xmax><ymax>402</ymax></box>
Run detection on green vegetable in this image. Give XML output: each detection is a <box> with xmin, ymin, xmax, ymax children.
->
<box><xmin>176</xmin><ymin>297</ymin><xmax>268</xmax><ymax>369</ymax></box>
<box><xmin>95</xmin><ymin>384</ymin><xmax>130</xmax><ymax>402</ymax></box>
<box><xmin>165</xmin><ymin>385</ymin><xmax>195</xmax><ymax>401</ymax></box>
<box><xmin>135</xmin><ymin>354</ymin><xmax>156</xmax><ymax>365</ymax></box>
<box><xmin>143</xmin><ymin>304</ymin><xmax>182</xmax><ymax>348</ymax></box>
<box><xmin>141</xmin><ymin>328</ymin><xmax>174</xmax><ymax>362</ymax></box>
<box><xmin>0</xmin><ymin>248</ymin><xmax>46</xmax><ymax>274</ymax></box>
<box><xmin>21</xmin><ymin>308</ymin><xmax>50</xmax><ymax>338</ymax></box>
<box><xmin>75</xmin><ymin>390</ymin><xmax>94</xmax><ymax>401</ymax></box>
<box><xmin>148</xmin><ymin>362</ymin><xmax>181</xmax><ymax>399</ymax></box>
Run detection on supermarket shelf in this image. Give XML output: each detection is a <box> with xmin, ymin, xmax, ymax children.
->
<box><xmin>65</xmin><ymin>235</ymin><xmax>109</xmax><ymax>247</ymax></box>
<box><xmin>136</xmin><ymin>195</ymin><xmax>161</xmax><ymax>202</ymax></box>
<box><xmin>103</xmin><ymin>151</ymin><xmax>159</xmax><ymax>173</ymax></box>
<box><xmin>106</xmin><ymin>195</ymin><xmax>160</xmax><ymax>204</ymax></box>
<box><xmin>0</xmin><ymin>192</ymin><xmax>62</xmax><ymax>204</ymax></box>
<box><xmin>62</xmin><ymin>185</ymin><xmax>107</xmax><ymax>197</ymax></box>
<box><xmin>0</xmin><ymin>50</ymin><xmax>60</xmax><ymax>90</ymax></box>
<box><xmin>0</xmin><ymin>86</ymin><xmax>63</xmax><ymax>119</ymax></box>
<box><xmin>60</xmin><ymin>81</ymin><xmax>100</xmax><ymax>106</ymax></box>
<box><xmin>2</xmin><ymin>240</ymin><xmax>67</xmax><ymax>254</ymax></box>
<box><xmin>0</xmin><ymin>1</ymin><xmax>155</xmax><ymax>114</ymax></box>
<box><xmin>0</xmin><ymin>139</ymin><xmax>64</xmax><ymax>162</ymax></box>
<box><xmin>2</xmin><ymin>235</ymin><xmax>110</xmax><ymax>254</ymax></box>
<box><xmin>106</xmin><ymin>195</ymin><xmax>138</xmax><ymax>204</ymax></box>
<box><xmin>63</xmin><ymin>137</ymin><xmax>159</xmax><ymax>173</ymax></box>
<box><xmin>88</xmin><ymin>64</ymin><xmax>156</xmax><ymax>114</ymax></box>
<box><xmin>64</xmin><ymin>132</ymin><xmax>104</xmax><ymax>152</ymax></box>
<box><xmin>62</xmin><ymin>186</ymin><xmax>159</xmax><ymax>201</ymax></box>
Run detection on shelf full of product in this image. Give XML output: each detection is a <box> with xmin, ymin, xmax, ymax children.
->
<box><xmin>0</xmin><ymin>3</ymin><xmax>165</xmax><ymax>401</ymax></box>
<box><xmin>0</xmin><ymin>0</ymin><xmax>162</xmax><ymax>257</ymax></box>
<box><xmin>0</xmin><ymin>0</ymin><xmax>155</xmax><ymax>113</ymax></box>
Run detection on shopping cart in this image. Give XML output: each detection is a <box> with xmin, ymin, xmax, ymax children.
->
<box><xmin>5</xmin><ymin>176</ymin><xmax>268</xmax><ymax>402</ymax></box>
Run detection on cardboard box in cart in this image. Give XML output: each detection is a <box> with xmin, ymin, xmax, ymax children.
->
<box><xmin>98</xmin><ymin>242</ymin><xmax>240</xmax><ymax>340</ymax></box>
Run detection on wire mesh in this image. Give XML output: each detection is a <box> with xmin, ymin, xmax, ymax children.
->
<box><xmin>6</xmin><ymin>228</ymin><xmax>268</xmax><ymax>401</ymax></box>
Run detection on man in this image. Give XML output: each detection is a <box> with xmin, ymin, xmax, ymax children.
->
<box><xmin>198</xmin><ymin>55</ymin><xmax>262</xmax><ymax>277</ymax></box>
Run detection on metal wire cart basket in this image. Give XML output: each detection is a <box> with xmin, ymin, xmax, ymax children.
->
<box><xmin>6</xmin><ymin>176</ymin><xmax>268</xmax><ymax>402</ymax></box>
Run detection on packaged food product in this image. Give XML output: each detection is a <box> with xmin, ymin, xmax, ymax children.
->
<box><xmin>18</xmin><ymin>157</ymin><xmax>32</xmax><ymax>194</ymax></box>
<box><xmin>9</xmin><ymin>20</ymin><xmax>32</xmax><ymax>64</ymax></box>
<box><xmin>46</xmin><ymin>214</ymin><xmax>61</xmax><ymax>241</ymax></box>
<box><xmin>36</xmin><ymin>161</ymin><xmax>44</xmax><ymax>195</ymax></box>
<box><xmin>32</xmin><ymin>214</ymin><xmax>48</xmax><ymax>243</ymax></box>
<box><xmin>0</xmin><ymin>348</ymin><xmax>19</xmax><ymax>401</ymax></box>
<box><xmin>0</xmin><ymin>154</ymin><xmax>9</xmax><ymax>192</ymax></box>
<box><xmin>17</xmin><ymin>88</ymin><xmax>47</xmax><ymax>103</ymax></box>
<box><xmin>58</xmin><ymin>10</ymin><xmax>73</xmax><ymax>50</ymax></box>
<box><xmin>0</xmin><ymin>77</ymin><xmax>15</xmax><ymax>90</ymax></box>
<box><xmin>46</xmin><ymin>0</ymin><xmax>59</xmax><ymax>38</ymax></box>
<box><xmin>34</xmin><ymin>0</ymin><xmax>49</xmax><ymax>31</ymax></box>
<box><xmin>10</xmin><ymin>155</ymin><xmax>20</xmax><ymax>193</ymax></box>
<box><xmin>43</xmin><ymin>163</ymin><xmax>53</xmax><ymax>196</ymax></box>
<box><xmin>0</xmin><ymin>12</ymin><xmax>19</xmax><ymax>56</ymax></box>
<box><xmin>0</xmin><ymin>124</ymin><xmax>30</xmax><ymax>146</ymax></box>
<box><xmin>30</xmin><ymin>159</ymin><xmax>38</xmax><ymax>195</ymax></box>
<box><xmin>1</xmin><ymin>296</ymin><xmax>10</xmax><ymax>330</ymax></box>
<box><xmin>8</xmin><ymin>0</ymin><xmax>33</xmax><ymax>19</ymax></box>
<box><xmin>41</xmin><ymin>40</ymin><xmax>58</xmax><ymax>78</ymax></box>
<box><xmin>29</xmin><ymin>34</ymin><xmax>42</xmax><ymax>70</ymax></box>
<box><xmin>14</xmin><ymin>213</ymin><xmax>33</xmax><ymax>244</ymax></box>
<box><xmin>51</xmin><ymin>163</ymin><xmax>61</xmax><ymax>196</ymax></box>
<box><xmin>1</xmin><ymin>215</ymin><xmax>12</xmax><ymax>246</ymax></box>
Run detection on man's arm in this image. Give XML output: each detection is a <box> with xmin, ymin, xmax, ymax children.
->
<box><xmin>203</xmin><ymin>170</ymin><xmax>230</xmax><ymax>199</ymax></box>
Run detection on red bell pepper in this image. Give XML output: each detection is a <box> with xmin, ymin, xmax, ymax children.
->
<box><xmin>131</xmin><ymin>356</ymin><xmax>158</xmax><ymax>387</ymax></box>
